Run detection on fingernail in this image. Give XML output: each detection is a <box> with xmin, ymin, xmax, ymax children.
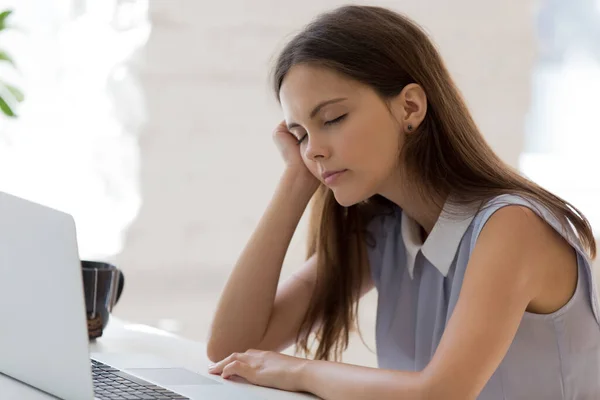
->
<box><xmin>208</xmin><ymin>364</ymin><xmax>216</xmax><ymax>370</ymax></box>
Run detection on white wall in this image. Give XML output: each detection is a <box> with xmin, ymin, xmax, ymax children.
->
<box><xmin>112</xmin><ymin>0</ymin><xmax>537</xmax><ymax>366</ymax></box>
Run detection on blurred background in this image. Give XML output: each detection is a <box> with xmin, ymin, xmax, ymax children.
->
<box><xmin>1</xmin><ymin>0</ymin><xmax>599</xmax><ymax>367</ymax></box>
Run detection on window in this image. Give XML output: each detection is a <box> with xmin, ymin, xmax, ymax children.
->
<box><xmin>0</xmin><ymin>0</ymin><xmax>149</xmax><ymax>258</ymax></box>
<box><xmin>520</xmin><ymin>0</ymin><xmax>600</xmax><ymax>235</ymax></box>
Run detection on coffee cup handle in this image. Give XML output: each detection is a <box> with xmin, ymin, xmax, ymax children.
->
<box><xmin>116</xmin><ymin>270</ymin><xmax>125</xmax><ymax>305</ymax></box>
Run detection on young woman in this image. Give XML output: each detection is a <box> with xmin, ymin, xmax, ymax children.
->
<box><xmin>206</xmin><ymin>5</ymin><xmax>600</xmax><ymax>399</ymax></box>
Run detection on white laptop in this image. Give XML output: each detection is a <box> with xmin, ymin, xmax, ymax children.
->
<box><xmin>0</xmin><ymin>191</ymin><xmax>266</xmax><ymax>400</ymax></box>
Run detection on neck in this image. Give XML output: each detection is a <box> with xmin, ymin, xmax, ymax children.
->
<box><xmin>378</xmin><ymin>173</ymin><xmax>446</xmax><ymax>235</ymax></box>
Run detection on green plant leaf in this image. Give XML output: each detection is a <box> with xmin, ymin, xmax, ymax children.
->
<box><xmin>0</xmin><ymin>10</ymin><xmax>13</xmax><ymax>31</ymax></box>
<box><xmin>0</xmin><ymin>95</ymin><xmax>16</xmax><ymax>117</ymax></box>
<box><xmin>5</xmin><ymin>83</ymin><xmax>23</xmax><ymax>102</ymax></box>
<box><xmin>0</xmin><ymin>50</ymin><xmax>15</xmax><ymax>67</ymax></box>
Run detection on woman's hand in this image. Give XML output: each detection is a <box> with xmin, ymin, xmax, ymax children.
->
<box><xmin>273</xmin><ymin>120</ymin><xmax>319</xmax><ymax>191</ymax></box>
<box><xmin>273</xmin><ymin>120</ymin><xmax>305</xmax><ymax>169</ymax></box>
<box><xmin>208</xmin><ymin>349</ymin><xmax>308</xmax><ymax>393</ymax></box>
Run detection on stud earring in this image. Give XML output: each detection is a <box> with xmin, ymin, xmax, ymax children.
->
<box><xmin>407</xmin><ymin>124</ymin><xmax>413</xmax><ymax>132</ymax></box>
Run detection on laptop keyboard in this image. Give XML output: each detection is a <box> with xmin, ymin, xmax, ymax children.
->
<box><xmin>92</xmin><ymin>359</ymin><xmax>190</xmax><ymax>400</ymax></box>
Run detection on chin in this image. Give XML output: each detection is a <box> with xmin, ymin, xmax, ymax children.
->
<box><xmin>331</xmin><ymin>188</ymin><xmax>371</xmax><ymax>207</ymax></box>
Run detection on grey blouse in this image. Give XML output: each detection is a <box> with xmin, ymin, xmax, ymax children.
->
<box><xmin>367</xmin><ymin>194</ymin><xmax>600</xmax><ymax>399</ymax></box>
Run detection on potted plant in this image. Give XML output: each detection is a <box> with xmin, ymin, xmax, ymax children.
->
<box><xmin>0</xmin><ymin>9</ymin><xmax>24</xmax><ymax>117</ymax></box>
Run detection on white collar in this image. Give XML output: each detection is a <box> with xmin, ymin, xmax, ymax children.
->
<box><xmin>400</xmin><ymin>201</ymin><xmax>475</xmax><ymax>279</ymax></box>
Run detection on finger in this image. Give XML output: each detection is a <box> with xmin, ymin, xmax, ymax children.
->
<box><xmin>275</xmin><ymin>120</ymin><xmax>288</xmax><ymax>131</ymax></box>
<box><xmin>273</xmin><ymin>120</ymin><xmax>294</xmax><ymax>137</ymax></box>
<box><xmin>208</xmin><ymin>353</ymin><xmax>240</xmax><ymax>374</ymax></box>
<box><xmin>222</xmin><ymin>360</ymin><xmax>254</xmax><ymax>380</ymax></box>
<box><xmin>208</xmin><ymin>352</ymin><xmax>247</xmax><ymax>375</ymax></box>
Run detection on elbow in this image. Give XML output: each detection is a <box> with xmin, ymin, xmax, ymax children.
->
<box><xmin>205</xmin><ymin>328</ymin><xmax>266</xmax><ymax>363</ymax></box>
<box><xmin>206</xmin><ymin>339</ymin><xmax>229</xmax><ymax>364</ymax></box>
<box><xmin>205</xmin><ymin>335</ymin><xmax>256</xmax><ymax>364</ymax></box>
<box><xmin>205</xmin><ymin>329</ymin><xmax>229</xmax><ymax>363</ymax></box>
<box><xmin>206</xmin><ymin>327</ymin><xmax>239</xmax><ymax>363</ymax></box>
<box><xmin>206</xmin><ymin>349</ymin><xmax>223</xmax><ymax>364</ymax></box>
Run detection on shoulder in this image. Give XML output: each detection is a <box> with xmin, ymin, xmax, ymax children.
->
<box><xmin>470</xmin><ymin>203</ymin><xmax>576</xmax><ymax>307</ymax></box>
<box><xmin>474</xmin><ymin>196</ymin><xmax>572</xmax><ymax>263</ymax></box>
<box><xmin>476</xmin><ymin>204</ymin><xmax>555</xmax><ymax>255</ymax></box>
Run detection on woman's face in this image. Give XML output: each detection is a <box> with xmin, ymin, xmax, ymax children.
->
<box><xmin>279</xmin><ymin>64</ymin><xmax>406</xmax><ymax>207</ymax></box>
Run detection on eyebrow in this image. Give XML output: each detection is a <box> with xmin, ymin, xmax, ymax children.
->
<box><xmin>287</xmin><ymin>97</ymin><xmax>348</xmax><ymax>130</ymax></box>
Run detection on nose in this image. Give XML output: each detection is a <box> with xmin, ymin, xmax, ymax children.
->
<box><xmin>303</xmin><ymin>134</ymin><xmax>330</xmax><ymax>161</ymax></box>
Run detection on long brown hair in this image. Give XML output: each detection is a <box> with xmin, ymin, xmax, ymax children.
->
<box><xmin>271</xmin><ymin>5</ymin><xmax>597</xmax><ymax>362</ymax></box>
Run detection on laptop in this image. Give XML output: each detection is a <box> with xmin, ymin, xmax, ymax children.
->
<box><xmin>0</xmin><ymin>191</ymin><xmax>267</xmax><ymax>400</ymax></box>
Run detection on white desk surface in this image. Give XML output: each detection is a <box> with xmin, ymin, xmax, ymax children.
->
<box><xmin>91</xmin><ymin>318</ymin><xmax>317</xmax><ymax>400</ymax></box>
<box><xmin>0</xmin><ymin>318</ymin><xmax>317</xmax><ymax>399</ymax></box>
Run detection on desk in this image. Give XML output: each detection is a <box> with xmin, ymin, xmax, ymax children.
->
<box><xmin>0</xmin><ymin>318</ymin><xmax>316</xmax><ymax>399</ymax></box>
<box><xmin>92</xmin><ymin>318</ymin><xmax>316</xmax><ymax>399</ymax></box>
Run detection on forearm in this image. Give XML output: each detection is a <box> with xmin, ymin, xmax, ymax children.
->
<box><xmin>297</xmin><ymin>360</ymin><xmax>427</xmax><ymax>400</ymax></box>
<box><xmin>207</xmin><ymin>169</ymin><xmax>315</xmax><ymax>361</ymax></box>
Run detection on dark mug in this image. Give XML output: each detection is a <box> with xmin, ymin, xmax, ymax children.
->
<box><xmin>81</xmin><ymin>261</ymin><xmax>125</xmax><ymax>340</ymax></box>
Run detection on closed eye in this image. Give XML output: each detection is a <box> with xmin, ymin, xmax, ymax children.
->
<box><xmin>325</xmin><ymin>114</ymin><xmax>347</xmax><ymax>126</ymax></box>
<box><xmin>297</xmin><ymin>114</ymin><xmax>348</xmax><ymax>145</ymax></box>
<box><xmin>297</xmin><ymin>134</ymin><xmax>307</xmax><ymax>145</ymax></box>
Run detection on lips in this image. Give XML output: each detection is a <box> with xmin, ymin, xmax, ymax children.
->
<box><xmin>321</xmin><ymin>169</ymin><xmax>347</xmax><ymax>185</ymax></box>
<box><xmin>321</xmin><ymin>170</ymin><xmax>345</xmax><ymax>180</ymax></box>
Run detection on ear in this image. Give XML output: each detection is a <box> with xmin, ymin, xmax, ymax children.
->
<box><xmin>389</xmin><ymin>83</ymin><xmax>428</xmax><ymax>133</ymax></box>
